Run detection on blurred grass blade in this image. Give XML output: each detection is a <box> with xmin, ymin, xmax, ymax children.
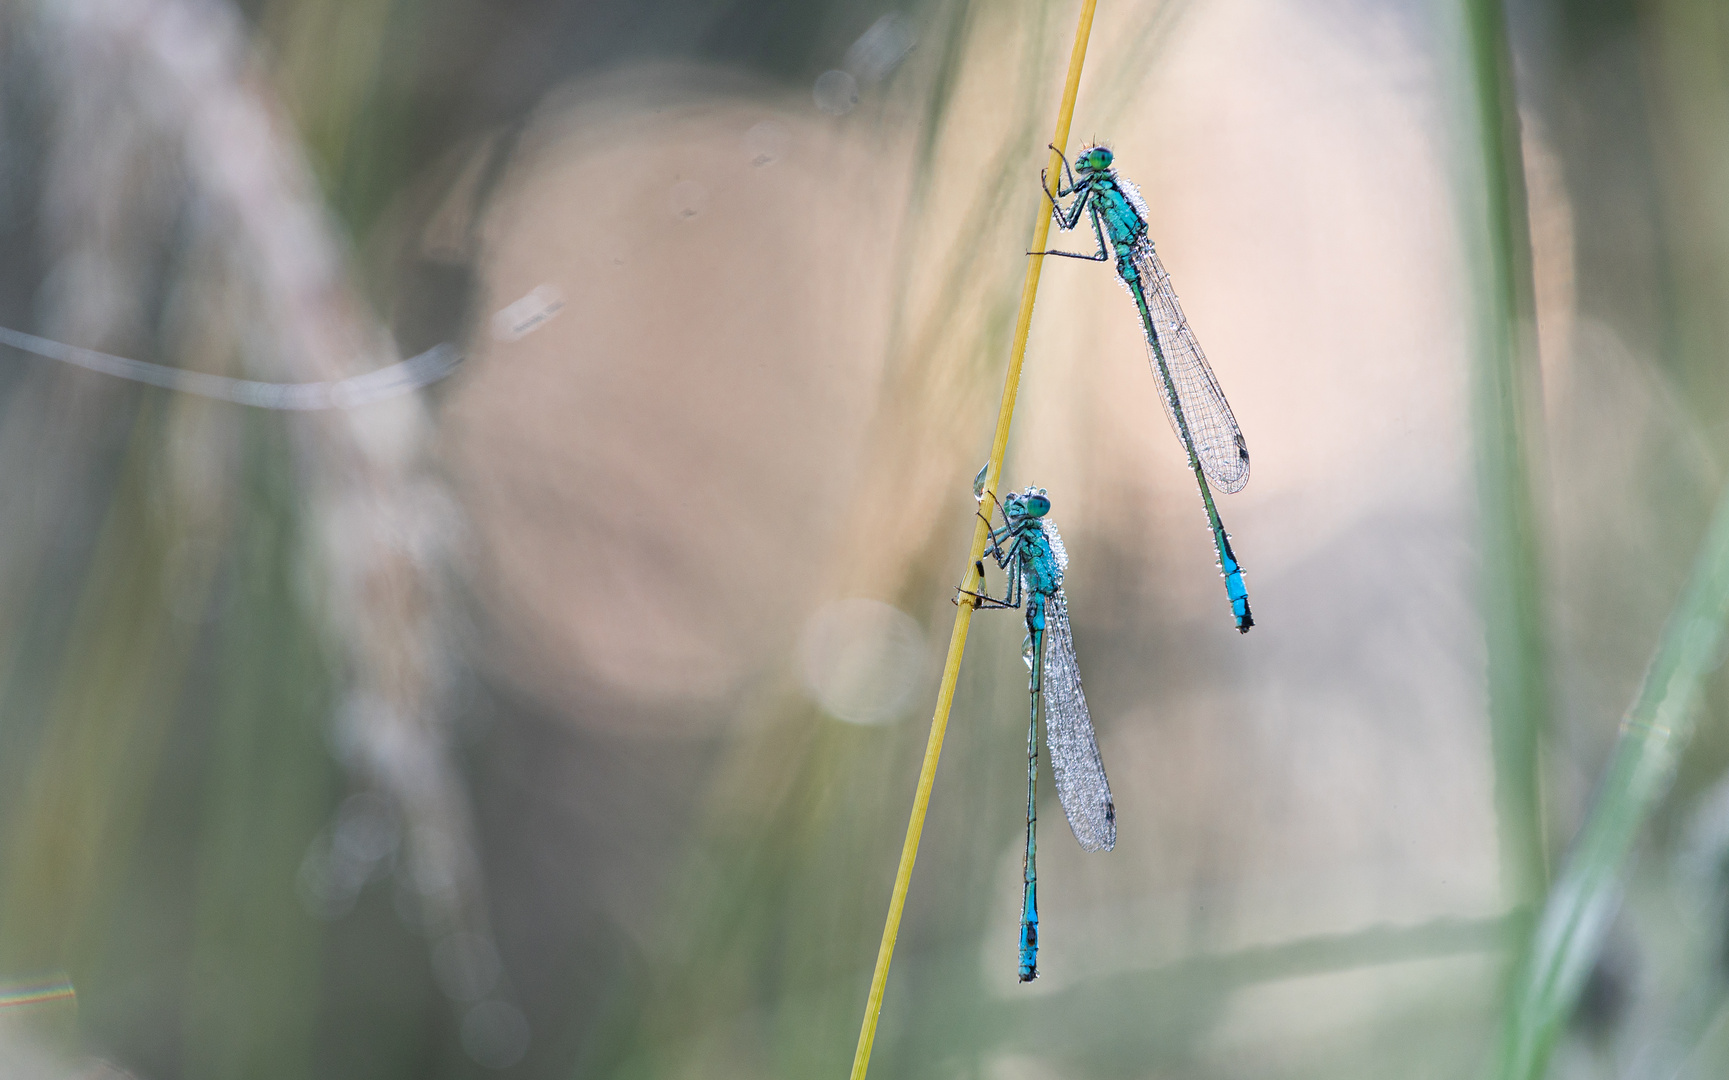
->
<box><xmin>1498</xmin><ymin>483</ymin><xmax>1729</xmax><ymax>1080</ymax></box>
<box><xmin>1461</xmin><ymin>0</ymin><xmax>1553</xmax><ymax>913</ymax></box>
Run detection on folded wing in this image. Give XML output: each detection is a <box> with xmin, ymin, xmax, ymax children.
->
<box><xmin>1129</xmin><ymin>235</ymin><xmax>1250</xmax><ymax>493</ymax></box>
<box><xmin>1041</xmin><ymin>589</ymin><xmax>1115</xmax><ymax>851</ymax></box>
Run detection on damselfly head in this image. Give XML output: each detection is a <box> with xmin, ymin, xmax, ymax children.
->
<box><xmin>1002</xmin><ymin>487</ymin><xmax>1050</xmax><ymax>521</ymax></box>
<box><xmin>1077</xmin><ymin>145</ymin><xmax>1114</xmax><ymax>172</ymax></box>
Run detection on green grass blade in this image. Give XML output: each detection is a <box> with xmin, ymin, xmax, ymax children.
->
<box><xmin>1461</xmin><ymin>0</ymin><xmax>1553</xmax><ymax>915</ymax></box>
<box><xmin>1497</xmin><ymin>483</ymin><xmax>1729</xmax><ymax>1080</ymax></box>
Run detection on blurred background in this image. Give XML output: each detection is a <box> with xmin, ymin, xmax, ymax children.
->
<box><xmin>0</xmin><ymin>0</ymin><xmax>1727</xmax><ymax>1077</ymax></box>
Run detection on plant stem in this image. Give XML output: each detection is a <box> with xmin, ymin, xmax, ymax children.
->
<box><xmin>1497</xmin><ymin>482</ymin><xmax>1729</xmax><ymax>1079</ymax></box>
<box><xmin>846</xmin><ymin>3</ymin><xmax>1098</xmax><ymax>1077</ymax></box>
<box><xmin>1463</xmin><ymin>0</ymin><xmax>1553</xmax><ymax>914</ymax></box>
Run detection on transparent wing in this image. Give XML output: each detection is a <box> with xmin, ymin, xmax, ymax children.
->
<box><xmin>1041</xmin><ymin>588</ymin><xmax>1115</xmax><ymax>852</ymax></box>
<box><xmin>1128</xmin><ymin>234</ymin><xmax>1250</xmax><ymax>493</ymax></box>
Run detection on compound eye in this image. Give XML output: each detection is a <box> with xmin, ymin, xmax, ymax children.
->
<box><xmin>1024</xmin><ymin>494</ymin><xmax>1051</xmax><ymax>518</ymax></box>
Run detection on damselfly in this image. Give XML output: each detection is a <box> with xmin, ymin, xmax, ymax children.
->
<box><xmin>1036</xmin><ymin>144</ymin><xmax>1254</xmax><ymax>632</ymax></box>
<box><xmin>962</xmin><ymin>484</ymin><xmax>1114</xmax><ymax>982</ymax></box>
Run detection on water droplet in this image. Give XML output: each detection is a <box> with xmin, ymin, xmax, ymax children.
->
<box><xmin>799</xmin><ymin>599</ymin><xmax>926</xmax><ymax>725</ymax></box>
<box><xmin>743</xmin><ymin>120</ymin><xmax>791</xmax><ymax>166</ymax></box>
<box><xmin>296</xmin><ymin>836</ymin><xmax>360</xmax><ymax>920</ymax></box>
<box><xmin>973</xmin><ymin>463</ymin><xmax>990</xmax><ymax>501</ymax></box>
<box><xmin>433</xmin><ymin>931</ymin><xmax>504</xmax><ymax>1001</ymax></box>
<box><xmin>1022</xmin><ymin>636</ymin><xmax>1036</xmax><ymax>671</ymax></box>
<box><xmin>813</xmin><ymin>70</ymin><xmax>859</xmax><ymax>116</ymax></box>
<box><xmin>669</xmin><ymin>180</ymin><xmax>707</xmax><ymax>220</ymax></box>
<box><xmin>845</xmin><ymin>13</ymin><xmax>917</xmax><ymax>85</ymax></box>
<box><xmin>333</xmin><ymin>792</ymin><xmax>399</xmax><ymax>864</ymax></box>
<box><xmin>491</xmin><ymin>284</ymin><xmax>565</xmax><ymax>342</ymax></box>
<box><xmin>461</xmin><ymin>1000</ymin><xmax>530</xmax><ymax>1069</ymax></box>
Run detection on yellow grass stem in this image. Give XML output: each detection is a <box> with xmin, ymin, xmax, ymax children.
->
<box><xmin>846</xmin><ymin>4</ymin><xmax>1098</xmax><ymax>1077</ymax></box>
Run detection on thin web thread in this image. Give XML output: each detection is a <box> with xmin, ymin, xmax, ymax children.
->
<box><xmin>0</xmin><ymin>325</ymin><xmax>460</xmax><ymax>409</ymax></box>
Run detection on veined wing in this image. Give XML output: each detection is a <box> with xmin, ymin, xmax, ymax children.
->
<box><xmin>1041</xmin><ymin>588</ymin><xmax>1115</xmax><ymax>852</ymax></box>
<box><xmin>1129</xmin><ymin>235</ymin><xmax>1250</xmax><ymax>493</ymax></box>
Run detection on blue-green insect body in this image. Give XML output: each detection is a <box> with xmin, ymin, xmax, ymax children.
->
<box><xmin>964</xmin><ymin>487</ymin><xmax>1115</xmax><ymax>983</ymax></box>
<box><xmin>1008</xmin><ymin>502</ymin><xmax>1059</xmax><ymax>981</ymax></box>
<box><xmin>1037</xmin><ymin>145</ymin><xmax>1255</xmax><ymax>632</ymax></box>
<box><xmin>1019</xmin><ymin>527</ymin><xmax>1062</xmax><ymax>604</ymax></box>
